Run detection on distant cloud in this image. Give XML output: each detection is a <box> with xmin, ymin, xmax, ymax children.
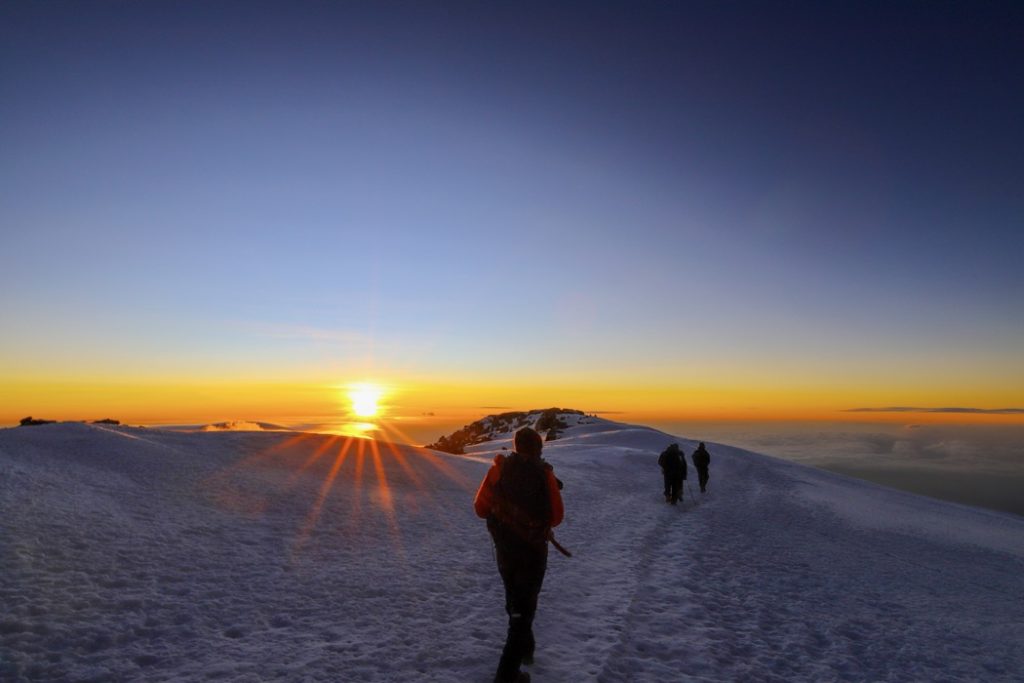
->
<box><xmin>690</xmin><ymin>422</ymin><xmax>1024</xmax><ymax>516</ymax></box>
<box><xmin>201</xmin><ymin>420</ymin><xmax>289</xmax><ymax>432</ymax></box>
<box><xmin>718</xmin><ymin>423</ymin><xmax>1024</xmax><ymax>476</ymax></box>
<box><xmin>845</xmin><ymin>407</ymin><xmax>1024</xmax><ymax>415</ymax></box>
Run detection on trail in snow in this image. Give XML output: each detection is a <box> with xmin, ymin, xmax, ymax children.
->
<box><xmin>2</xmin><ymin>418</ymin><xmax>1022</xmax><ymax>682</ymax></box>
<box><xmin>537</xmin><ymin>430</ymin><xmax>1023</xmax><ymax>683</ymax></box>
<box><xmin>490</xmin><ymin>422</ymin><xmax>1023</xmax><ymax>683</ymax></box>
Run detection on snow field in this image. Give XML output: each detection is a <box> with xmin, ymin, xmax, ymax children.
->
<box><xmin>1</xmin><ymin>418</ymin><xmax>1022</xmax><ymax>682</ymax></box>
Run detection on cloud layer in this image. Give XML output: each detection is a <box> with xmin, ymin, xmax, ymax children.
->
<box><xmin>662</xmin><ymin>421</ymin><xmax>1024</xmax><ymax>517</ymax></box>
<box><xmin>846</xmin><ymin>407</ymin><xmax>1024</xmax><ymax>414</ymax></box>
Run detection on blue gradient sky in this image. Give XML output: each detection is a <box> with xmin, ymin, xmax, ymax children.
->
<box><xmin>2</xmin><ymin>1</ymin><xmax>1022</xmax><ymax>422</ymax></box>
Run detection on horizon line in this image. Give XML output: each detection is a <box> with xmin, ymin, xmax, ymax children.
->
<box><xmin>846</xmin><ymin>406</ymin><xmax>1024</xmax><ymax>415</ymax></box>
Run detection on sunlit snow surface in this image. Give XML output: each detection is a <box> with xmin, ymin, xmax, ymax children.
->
<box><xmin>1</xmin><ymin>418</ymin><xmax>1021</xmax><ymax>682</ymax></box>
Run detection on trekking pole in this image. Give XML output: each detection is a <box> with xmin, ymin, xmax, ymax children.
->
<box><xmin>548</xmin><ymin>529</ymin><xmax>572</xmax><ymax>558</ymax></box>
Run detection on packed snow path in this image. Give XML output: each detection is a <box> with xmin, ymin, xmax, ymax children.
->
<box><xmin>542</xmin><ymin>431</ymin><xmax>1023</xmax><ymax>682</ymax></box>
<box><xmin>1</xmin><ymin>419</ymin><xmax>1022</xmax><ymax>681</ymax></box>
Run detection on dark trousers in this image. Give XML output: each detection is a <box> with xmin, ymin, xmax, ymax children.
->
<box><xmin>663</xmin><ymin>471</ymin><xmax>683</xmax><ymax>503</ymax></box>
<box><xmin>494</xmin><ymin>534</ymin><xmax>548</xmax><ymax>682</ymax></box>
<box><xmin>669</xmin><ymin>474</ymin><xmax>683</xmax><ymax>504</ymax></box>
<box><xmin>697</xmin><ymin>467</ymin><xmax>709</xmax><ymax>492</ymax></box>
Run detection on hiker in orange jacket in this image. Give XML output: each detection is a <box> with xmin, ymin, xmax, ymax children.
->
<box><xmin>474</xmin><ymin>427</ymin><xmax>564</xmax><ymax>683</ymax></box>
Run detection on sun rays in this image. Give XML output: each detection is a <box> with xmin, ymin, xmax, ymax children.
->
<box><xmin>201</xmin><ymin>416</ymin><xmax>475</xmax><ymax>562</ymax></box>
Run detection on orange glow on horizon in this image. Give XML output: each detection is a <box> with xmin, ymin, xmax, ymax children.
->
<box><xmin>2</xmin><ymin>377</ymin><xmax>1022</xmax><ymax>432</ymax></box>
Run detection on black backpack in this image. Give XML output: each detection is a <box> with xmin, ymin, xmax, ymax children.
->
<box><xmin>488</xmin><ymin>453</ymin><xmax>552</xmax><ymax>545</ymax></box>
<box><xmin>693</xmin><ymin>447</ymin><xmax>710</xmax><ymax>469</ymax></box>
<box><xmin>659</xmin><ymin>446</ymin><xmax>684</xmax><ymax>475</ymax></box>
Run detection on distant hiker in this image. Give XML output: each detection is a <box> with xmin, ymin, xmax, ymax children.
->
<box><xmin>474</xmin><ymin>427</ymin><xmax>565</xmax><ymax>683</ymax></box>
<box><xmin>692</xmin><ymin>442</ymin><xmax>711</xmax><ymax>493</ymax></box>
<box><xmin>658</xmin><ymin>443</ymin><xmax>687</xmax><ymax>505</ymax></box>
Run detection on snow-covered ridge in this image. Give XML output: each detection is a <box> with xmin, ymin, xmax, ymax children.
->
<box><xmin>426</xmin><ymin>407</ymin><xmax>592</xmax><ymax>453</ymax></box>
<box><xmin>1</xmin><ymin>419</ymin><xmax>1021</xmax><ymax>682</ymax></box>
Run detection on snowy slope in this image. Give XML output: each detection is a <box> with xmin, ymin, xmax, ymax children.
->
<box><xmin>1</xmin><ymin>417</ymin><xmax>1021</xmax><ymax>682</ymax></box>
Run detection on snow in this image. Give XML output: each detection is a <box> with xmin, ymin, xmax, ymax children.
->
<box><xmin>1</xmin><ymin>417</ymin><xmax>1022</xmax><ymax>682</ymax></box>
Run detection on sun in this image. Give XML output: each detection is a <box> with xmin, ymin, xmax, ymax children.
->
<box><xmin>348</xmin><ymin>383</ymin><xmax>383</xmax><ymax>418</ymax></box>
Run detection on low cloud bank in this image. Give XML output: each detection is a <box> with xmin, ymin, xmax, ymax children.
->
<box><xmin>200</xmin><ymin>421</ymin><xmax>290</xmax><ymax>432</ymax></box>
<box><xmin>846</xmin><ymin>407</ymin><xmax>1024</xmax><ymax>415</ymax></box>
<box><xmin>712</xmin><ymin>423</ymin><xmax>1024</xmax><ymax>517</ymax></box>
<box><xmin>724</xmin><ymin>424</ymin><xmax>1021</xmax><ymax>473</ymax></box>
<box><xmin>650</xmin><ymin>420</ymin><xmax>1024</xmax><ymax>518</ymax></box>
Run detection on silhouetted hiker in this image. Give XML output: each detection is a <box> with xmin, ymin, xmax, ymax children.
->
<box><xmin>474</xmin><ymin>427</ymin><xmax>565</xmax><ymax>683</ymax></box>
<box><xmin>658</xmin><ymin>443</ymin><xmax>687</xmax><ymax>505</ymax></box>
<box><xmin>692</xmin><ymin>442</ymin><xmax>711</xmax><ymax>493</ymax></box>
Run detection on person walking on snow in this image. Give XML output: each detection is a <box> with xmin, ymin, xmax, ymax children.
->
<box><xmin>658</xmin><ymin>443</ymin><xmax>687</xmax><ymax>505</ymax></box>
<box><xmin>474</xmin><ymin>427</ymin><xmax>564</xmax><ymax>683</ymax></box>
<box><xmin>692</xmin><ymin>441</ymin><xmax>711</xmax><ymax>493</ymax></box>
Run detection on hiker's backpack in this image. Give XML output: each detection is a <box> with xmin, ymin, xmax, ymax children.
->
<box><xmin>488</xmin><ymin>453</ymin><xmax>552</xmax><ymax>545</ymax></box>
<box><xmin>693</xmin><ymin>448</ymin><xmax>710</xmax><ymax>469</ymax></box>
<box><xmin>659</xmin><ymin>447</ymin><xmax>683</xmax><ymax>474</ymax></box>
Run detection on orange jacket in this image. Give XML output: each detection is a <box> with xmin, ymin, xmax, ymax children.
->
<box><xmin>474</xmin><ymin>454</ymin><xmax>564</xmax><ymax>528</ymax></box>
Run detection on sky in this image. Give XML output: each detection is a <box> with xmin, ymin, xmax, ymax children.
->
<box><xmin>2</xmin><ymin>1</ymin><xmax>1023</xmax><ymax>432</ymax></box>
